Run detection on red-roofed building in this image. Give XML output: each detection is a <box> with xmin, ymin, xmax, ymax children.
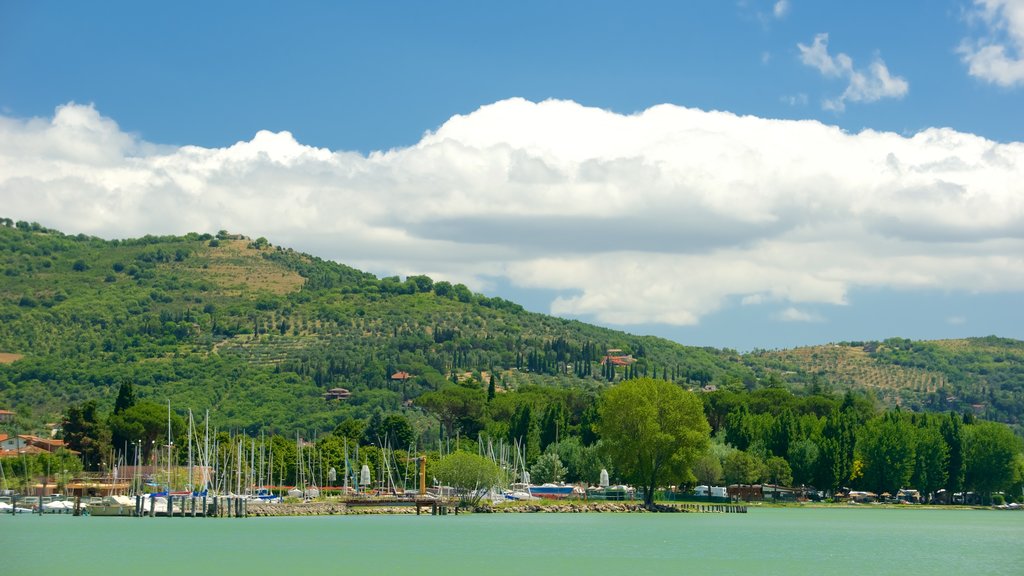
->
<box><xmin>391</xmin><ymin>371</ymin><xmax>413</xmax><ymax>381</ymax></box>
<box><xmin>600</xmin><ymin>355</ymin><xmax>635</xmax><ymax>366</ymax></box>
<box><xmin>0</xmin><ymin>435</ymin><xmax>76</xmax><ymax>455</ymax></box>
<box><xmin>0</xmin><ymin>409</ymin><xmax>15</xmax><ymax>423</ymax></box>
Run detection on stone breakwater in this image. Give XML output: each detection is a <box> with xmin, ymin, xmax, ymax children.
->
<box><xmin>475</xmin><ymin>503</ymin><xmax>689</xmax><ymax>513</ymax></box>
<box><xmin>247</xmin><ymin>501</ymin><xmax>418</xmax><ymax>516</ymax></box>
<box><xmin>245</xmin><ymin>501</ymin><xmax>733</xmax><ymax>517</ymax></box>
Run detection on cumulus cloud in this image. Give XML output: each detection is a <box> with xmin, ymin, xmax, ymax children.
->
<box><xmin>798</xmin><ymin>33</ymin><xmax>909</xmax><ymax>111</ymax></box>
<box><xmin>959</xmin><ymin>0</ymin><xmax>1024</xmax><ymax>87</ymax></box>
<box><xmin>1</xmin><ymin>99</ymin><xmax>1023</xmax><ymax>328</ymax></box>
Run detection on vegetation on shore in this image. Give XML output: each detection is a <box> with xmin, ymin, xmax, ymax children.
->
<box><xmin>1</xmin><ymin>219</ymin><xmax>1022</xmax><ymax>503</ymax></box>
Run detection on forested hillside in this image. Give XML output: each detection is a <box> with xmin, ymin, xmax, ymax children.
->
<box><xmin>1</xmin><ymin>219</ymin><xmax>1022</xmax><ymax>440</ymax></box>
<box><xmin>0</xmin><ymin>220</ymin><xmax>749</xmax><ymax>436</ymax></box>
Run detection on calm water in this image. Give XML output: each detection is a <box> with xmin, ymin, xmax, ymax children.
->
<box><xmin>2</xmin><ymin>508</ymin><xmax>1022</xmax><ymax>575</ymax></box>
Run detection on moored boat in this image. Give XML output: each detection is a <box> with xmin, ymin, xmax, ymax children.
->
<box><xmin>87</xmin><ymin>495</ymin><xmax>135</xmax><ymax>517</ymax></box>
<box><xmin>528</xmin><ymin>483</ymin><xmax>575</xmax><ymax>499</ymax></box>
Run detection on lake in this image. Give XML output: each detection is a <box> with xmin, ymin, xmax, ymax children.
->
<box><xmin>2</xmin><ymin>507</ymin><xmax>1021</xmax><ymax>575</ymax></box>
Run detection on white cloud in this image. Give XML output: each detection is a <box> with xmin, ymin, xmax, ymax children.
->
<box><xmin>946</xmin><ymin>315</ymin><xmax>968</xmax><ymax>326</ymax></box>
<box><xmin>781</xmin><ymin>93</ymin><xmax>808</xmax><ymax>106</ymax></box>
<box><xmin>773</xmin><ymin>0</ymin><xmax>790</xmax><ymax>19</ymax></box>
<box><xmin>2</xmin><ymin>99</ymin><xmax>1023</xmax><ymax>327</ymax></box>
<box><xmin>798</xmin><ymin>33</ymin><xmax>909</xmax><ymax>111</ymax></box>
<box><xmin>959</xmin><ymin>0</ymin><xmax>1024</xmax><ymax>87</ymax></box>
<box><xmin>740</xmin><ymin>0</ymin><xmax>790</xmax><ymax>27</ymax></box>
<box><xmin>777</xmin><ymin>307</ymin><xmax>824</xmax><ymax>323</ymax></box>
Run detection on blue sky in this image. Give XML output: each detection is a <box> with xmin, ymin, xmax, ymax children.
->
<box><xmin>1</xmin><ymin>0</ymin><xmax>1022</xmax><ymax>350</ymax></box>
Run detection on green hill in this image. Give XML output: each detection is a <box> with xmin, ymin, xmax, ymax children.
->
<box><xmin>1</xmin><ymin>219</ymin><xmax>1022</xmax><ymax>435</ymax></box>
<box><xmin>745</xmin><ymin>337</ymin><xmax>1024</xmax><ymax>425</ymax></box>
<box><xmin>0</xmin><ymin>220</ymin><xmax>749</xmax><ymax>434</ymax></box>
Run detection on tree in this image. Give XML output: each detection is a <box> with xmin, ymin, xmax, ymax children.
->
<box><xmin>333</xmin><ymin>419</ymin><xmax>366</xmax><ymax>445</ymax></box>
<box><xmin>539</xmin><ymin>402</ymin><xmax>566</xmax><ymax>451</ymax></box>
<box><xmin>597</xmin><ymin>378</ymin><xmax>710</xmax><ymax>507</ymax></box>
<box><xmin>553</xmin><ymin>436</ymin><xmax>605</xmax><ymax>484</ymax></box>
<box><xmin>62</xmin><ymin>400</ymin><xmax>111</xmax><ymax>471</ymax></box>
<box><xmin>111</xmin><ymin>380</ymin><xmax>138</xmax><ymax>451</ymax></box>
<box><xmin>364</xmin><ymin>413</ymin><xmax>416</xmax><ymax>449</ymax></box>
<box><xmin>911</xmin><ymin>425</ymin><xmax>948</xmax><ymax>501</ymax></box>
<box><xmin>856</xmin><ymin>415</ymin><xmax>915</xmax><ymax>495</ymax></box>
<box><xmin>788</xmin><ymin>438</ymin><xmax>820</xmax><ymax>487</ymax></box>
<box><xmin>940</xmin><ymin>412</ymin><xmax>966</xmax><ymax>495</ymax></box>
<box><xmin>691</xmin><ymin>452</ymin><xmax>724</xmax><ymax>486</ymax></box>
<box><xmin>107</xmin><ymin>401</ymin><xmax>184</xmax><ymax>463</ymax></box>
<box><xmin>530</xmin><ymin>451</ymin><xmax>567</xmax><ymax>484</ymax></box>
<box><xmin>764</xmin><ymin>456</ymin><xmax>793</xmax><ymax>487</ymax></box>
<box><xmin>432</xmin><ymin>450</ymin><xmax>504</xmax><ymax>507</ymax></box>
<box><xmin>816</xmin><ymin>408</ymin><xmax>856</xmax><ymax>493</ymax></box>
<box><xmin>723</xmin><ymin>450</ymin><xmax>764</xmax><ymax>485</ymax></box>
<box><xmin>416</xmin><ymin>385</ymin><xmax>486</xmax><ymax>438</ymax></box>
<box><xmin>965</xmin><ymin>421</ymin><xmax>1021</xmax><ymax>502</ymax></box>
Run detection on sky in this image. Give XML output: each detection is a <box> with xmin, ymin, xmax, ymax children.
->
<box><xmin>1</xmin><ymin>0</ymin><xmax>1022</xmax><ymax>351</ymax></box>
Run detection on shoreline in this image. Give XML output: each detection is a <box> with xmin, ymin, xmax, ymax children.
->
<box><xmin>245</xmin><ymin>500</ymin><xmax>713</xmax><ymax>517</ymax></box>
<box><xmin>243</xmin><ymin>499</ymin><xmax>1000</xmax><ymax>517</ymax></box>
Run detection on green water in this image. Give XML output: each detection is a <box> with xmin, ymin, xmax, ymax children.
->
<box><xmin>2</xmin><ymin>508</ymin><xmax>1021</xmax><ymax>575</ymax></box>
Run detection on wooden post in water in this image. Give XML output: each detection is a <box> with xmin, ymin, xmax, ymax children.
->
<box><xmin>203</xmin><ymin>494</ymin><xmax>207</xmax><ymax>518</ymax></box>
<box><xmin>419</xmin><ymin>455</ymin><xmax>426</xmax><ymax>496</ymax></box>
<box><xmin>149</xmin><ymin>495</ymin><xmax>155</xmax><ymax>517</ymax></box>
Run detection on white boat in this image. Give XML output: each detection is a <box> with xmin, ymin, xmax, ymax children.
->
<box><xmin>503</xmin><ymin>482</ymin><xmax>538</xmax><ymax>501</ymax></box>
<box><xmin>0</xmin><ymin>501</ymin><xmax>33</xmax><ymax>514</ymax></box>
<box><xmin>88</xmin><ymin>495</ymin><xmax>135</xmax><ymax>516</ymax></box>
<box><xmin>42</xmin><ymin>500</ymin><xmax>76</xmax><ymax>513</ymax></box>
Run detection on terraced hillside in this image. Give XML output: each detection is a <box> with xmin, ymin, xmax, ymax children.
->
<box><xmin>748</xmin><ymin>337</ymin><xmax>1024</xmax><ymax>425</ymax></box>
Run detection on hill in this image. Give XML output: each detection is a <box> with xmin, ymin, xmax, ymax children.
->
<box><xmin>1</xmin><ymin>219</ymin><xmax>1022</xmax><ymax>435</ymax></box>
<box><xmin>0</xmin><ymin>220</ymin><xmax>750</xmax><ymax>434</ymax></box>
<box><xmin>746</xmin><ymin>337</ymin><xmax>1024</xmax><ymax>426</ymax></box>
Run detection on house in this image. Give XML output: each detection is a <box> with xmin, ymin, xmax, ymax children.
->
<box><xmin>390</xmin><ymin>371</ymin><xmax>413</xmax><ymax>381</ymax></box>
<box><xmin>1</xmin><ymin>435</ymin><xmax>77</xmax><ymax>455</ymax></box>
<box><xmin>0</xmin><ymin>409</ymin><xmax>15</xmax><ymax>423</ymax></box>
<box><xmin>324</xmin><ymin>387</ymin><xmax>351</xmax><ymax>400</ymax></box>
<box><xmin>761</xmin><ymin>484</ymin><xmax>799</xmax><ymax>501</ymax></box>
<box><xmin>23</xmin><ymin>435</ymin><xmax>71</xmax><ymax>453</ymax></box>
<box><xmin>727</xmin><ymin>484</ymin><xmax>763</xmax><ymax>501</ymax></box>
<box><xmin>600</xmin><ymin>349</ymin><xmax>637</xmax><ymax>366</ymax></box>
<box><xmin>600</xmin><ymin>355</ymin><xmax>635</xmax><ymax>366</ymax></box>
<box><xmin>0</xmin><ymin>435</ymin><xmax>27</xmax><ymax>451</ymax></box>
